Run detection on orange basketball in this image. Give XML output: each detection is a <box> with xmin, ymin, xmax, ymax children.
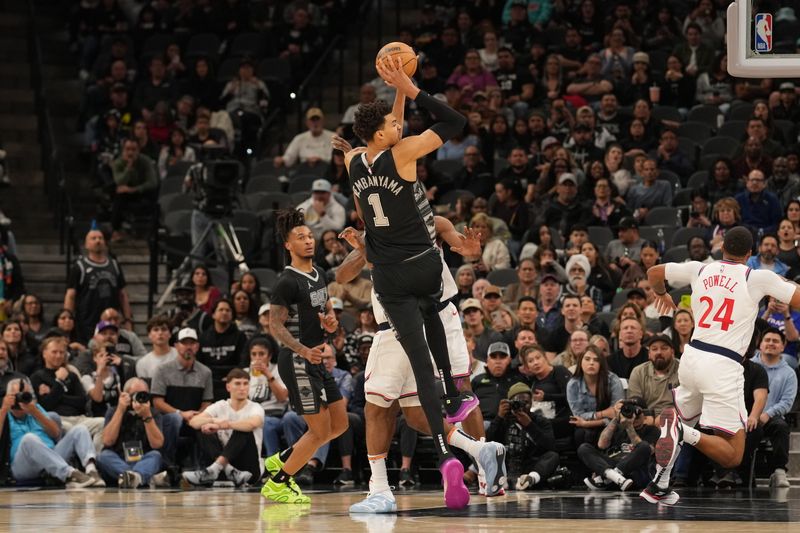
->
<box><xmin>375</xmin><ymin>41</ymin><xmax>417</xmax><ymax>78</ymax></box>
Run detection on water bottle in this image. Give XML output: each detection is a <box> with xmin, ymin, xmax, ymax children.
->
<box><xmin>657</xmin><ymin>228</ymin><xmax>665</xmax><ymax>254</ymax></box>
<box><xmin>675</xmin><ymin>208</ymin><xmax>683</xmax><ymax>227</ymax></box>
<box><xmin>757</xmin><ymin>227</ymin><xmax>764</xmax><ymax>245</ymax></box>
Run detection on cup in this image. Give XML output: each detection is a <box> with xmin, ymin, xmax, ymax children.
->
<box><xmin>649</xmin><ymin>85</ymin><xmax>660</xmax><ymax>104</ymax></box>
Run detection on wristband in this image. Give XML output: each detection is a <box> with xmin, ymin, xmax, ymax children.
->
<box><xmin>142</xmin><ymin>416</ymin><xmax>154</xmax><ymax>423</ymax></box>
<box><xmin>653</xmin><ymin>288</ymin><xmax>667</xmax><ymax>296</ymax></box>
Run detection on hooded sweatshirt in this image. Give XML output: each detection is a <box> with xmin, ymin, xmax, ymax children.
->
<box><xmin>754</xmin><ymin>353</ymin><xmax>798</xmax><ymax>419</ymax></box>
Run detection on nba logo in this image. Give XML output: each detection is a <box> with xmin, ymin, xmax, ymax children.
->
<box><xmin>755</xmin><ymin>13</ymin><xmax>772</xmax><ymax>52</ymax></box>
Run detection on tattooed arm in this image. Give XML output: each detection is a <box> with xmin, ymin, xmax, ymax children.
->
<box><xmin>269</xmin><ymin>304</ymin><xmax>324</xmax><ymax>364</ymax></box>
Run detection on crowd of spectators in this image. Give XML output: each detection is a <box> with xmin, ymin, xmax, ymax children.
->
<box><xmin>3</xmin><ymin>0</ymin><xmax>800</xmax><ymax>492</ymax></box>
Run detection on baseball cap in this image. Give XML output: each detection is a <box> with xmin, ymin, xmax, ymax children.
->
<box><xmin>95</xmin><ymin>320</ymin><xmax>118</xmax><ymax>334</ymax></box>
<box><xmin>780</xmin><ymin>81</ymin><xmax>796</xmax><ymax>92</ymax></box>
<box><xmin>646</xmin><ymin>333</ymin><xmax>674</xmax><ymax>347</ymax></box>
<box><xmin>540</xmin><ymin>272</ymin><xmax>561</xmax><ymax>285</ymax></box>
<box><xmin>507</xmin><ymin>382</ymin><xmax>531</xmax><ymax>400</ymax></box>
<box><xmin>633</xmin><ymin>51</ymin><xmax>650</xmax><ymax>64</ymax></box>
<box><xmin>459</xmin><ymin>298</ymin><xmax>483</xmax><ymax>312</ymax></box>
<box><xmin>573</xmin><ymin>122</ymin><xmax>592</xmax><ymax>132</ymax></box>
<box><xmin>357</xmin><ymin>334</ymin><xmax>374</xmax><ymax>345</ymax></box>
<box><xmin>558</xmin><ymin>173</ymin><xmax>577</xmax><ymax>185</ymax></box>
<box><xmin>258</xmin><ymin>303</ymin><xmax>270</xmax><ymax>315</ymax></box>
<box><xmin>541</xmin><ymin>136</ymin><xmax>559</xmax><ymax>150</ymax></box>
<box><xmin>330</xmin><ymin>297</ymin><xmax>344</xmax><ymax>311</ymax></box>
<box><xmin>487</xmin><ymin>341</ymin><xmax>511</xmax><ymax>358</ymax></box>
<box><xmin>177</xmin><ymin>327</ymin><xmax>199</xmax><ymax>342</ymax></box>
<box><xmin>312</xmin><ymin>179</ymin><xmax>332</xmax><ymax>193</ymax></box>
<box><xmin>627</xmin><ymin>287</ymin><xmax>646</xmax><ymax>299</ymax></box>
<box><xmin>484</xmin><ymin>285</ymin><xmax>502</xmax><ymax>298</ymax></box>
<box><xmin>618</xmin><ymin>216</ymin><xmax>639</xmax><ymax>230</ymax></box>
<box><xmin>306</xmin><ymin>107</ymin><xmax>324</xmax><ymax>120</ymax></box>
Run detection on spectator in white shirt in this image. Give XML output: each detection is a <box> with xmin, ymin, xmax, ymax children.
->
<box><xmin>181</xmin><ymin>368</ymin><xmax>265</xmax><ymax>487</ymax></box>
<box><xmin>296</xmin><ymin>179</ymin><xmax>346</xmax><ymax>239</ymax></box>
<box><xmin>273</xmin><ymin>107</ymin><xmax>335</xmax><ymax>168</ymax></box>
<box><xmin>136</xmin><ymin>316</ymin><xmax>177</xmax><ymax>383</ymax></box>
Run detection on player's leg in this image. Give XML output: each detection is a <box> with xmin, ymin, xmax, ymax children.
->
<box><xmin>403</xmin><ymin>405</ymin><xmax>507</xmax><ymax>496</ymax></box>
<box><xmin>350</xmin><ymin>401</ymin><xmax>400</xmax><ymax>514</ymax></box>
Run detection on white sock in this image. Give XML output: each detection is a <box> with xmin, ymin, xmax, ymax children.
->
<box><xmin>681</xmin><ymin>423</ymin><xmax>701</xmax><ymax>446</ymax></box>
<box><xmin>448</xmin><ymin>429</ymin><xmax>483</xmax><ymax>459</ymax></box>
<box><xmin>84</xmin><ymin>462</ymin><xmax>97</xmax><ymax>474</ymax></box>
<box><xmin>528</xmin><ymin>472</ymin><xmax>541</xmax><ymax>486</ymax></box>
<box><xmin>368</xmin><ymin>454</ymin><xmax>391</xmax><ymax>495</ymax></box>
<box><xmin>207</xmin><ymin>461</ymin><xmax>223</xmax><ymax>477</ymax></box>
<box><xmin>604</xmin><ymin>468</ymin><xmax>625</xmax><ymax>485</ymax></box>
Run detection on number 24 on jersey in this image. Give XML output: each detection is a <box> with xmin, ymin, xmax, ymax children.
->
<box><xmin>697</xmin><ymin>296</ymin><xmax>735</xmax><ymax>331</ymax></box>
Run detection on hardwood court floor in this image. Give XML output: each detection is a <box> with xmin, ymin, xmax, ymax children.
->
<box><xmin>0</xmin><ymin>486</ymin><xmax>798</xmax><ymax>532</ymax></box>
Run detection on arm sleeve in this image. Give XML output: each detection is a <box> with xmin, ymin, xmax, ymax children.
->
<box><xmin>664</xmin><ymin>261</ymin><xmax>704</xmax><ymax>286</ymax></box>
<box><xmin>749</xmin><ymin>270</ymin><xmax>796</xmax><ymax>304</ymax></box>
<box><xmin>413</xmin><ymin>90</ymin><xmax>467</xmax><ymax>143</ymax></box>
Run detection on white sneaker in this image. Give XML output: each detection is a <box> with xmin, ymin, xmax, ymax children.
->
<box><xmin>770</xmin><ymin>468</ymin><xmax>790</xmax><ymax>488</ymax></box>
<box><xmin>150</xmin><ymin>471</ymin><xmax>171</xmax><ymax>488</ymax></box>
<box><xmin>66</xmin><ymin>469</ymin><xmax>95</xmax><ymax>489</ymax></box>
<box><xmin>118</xmin><ymin>471</ymin><xmax>142</xmax><ymax>489</ymax></box>
<box><xmin>88</xmin><ymin>469</ymin><xmax>106</xmax><ymax>488</ymax></box>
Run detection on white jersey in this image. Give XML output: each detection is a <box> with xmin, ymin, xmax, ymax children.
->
<box><xmin>666</xmin><ymin>260</ymin><xmax>795</xmax><ymax>356</ymax></box>
<box><xmin>372</xmin><ymin>248</ymin><xmax>456</xmax><ymax>323</ymax></box>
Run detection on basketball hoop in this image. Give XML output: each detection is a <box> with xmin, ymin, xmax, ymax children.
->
<box><xmin>727</xmin><ymin>1</ymin><xmax>800</xmax><ymax>77</ymax></box>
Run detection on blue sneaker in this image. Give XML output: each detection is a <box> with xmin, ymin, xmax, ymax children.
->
<box><xmin>476</xmin><ymin>441</ymin><xmax>507</xmax><ymax>496</ymax></box>
<box><xmin>349</xmin><ymin>490</ymin><xmax>397</xmax><ymax>513</ymax></box>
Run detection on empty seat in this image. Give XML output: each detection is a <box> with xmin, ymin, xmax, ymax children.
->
<box><xmin>288</xmin><ymin>175</ymin><xmax>321</xmax><ymax>194</ymax></box>
<box><xmin>245</xmin><ymin>175</ymin><xmax>282</xmax><ymax>194</ymax></box>
<box><xmin>588</xmin><ymin>226</ymin><xmax>614</xmax><ymax>248</ymax></box>
<box><xmin>652</xmin><ymin>105</ymin><xmax>682</xmax><ymax>123</ymax></box>
<box><xmin>729</xmin><ymin>103</ymin><xmax>755</xmax><ymax>121</ymax></box>
<box><xmin>688</xmin><ymin>105</ymin><xmax>722</xmax><ymax>127</ymax></box>
<box><xmin>249</xmin><ymin>267</ymin><xmax>279</xmax><ymax>291</ymax></box>
<box><xmin>671</xmin><ymin>227</ymin><xmax>707</xmax><ymax>247</ymax></box>
<box><xmin>438</xmin><ymin>188</ymin><xmax>474</xmax><ymax>209</ymax></box>
<box><xmin>186</xmin><ymin>33</ymin><xmax>221</xmax><ymax>61</ymax></box>
<box><xmin>644</xmin><ymin>206</ymin><xmax>679</xmax><ymax>226</ymax></box>
<box><xmin>163</xmin><ymin>209</ymin><xmax>192</xmax><ymax>236</ymax></box>
<box><xmin>717</xmin><ymin>120</ymin><xmax>747</xmax><ymax>140</ymax></box>
<box><xmin>159</xmin><ymin>176</ymin><xmax>185</xmax><ymax>197</ymax></box>
<box><xmin>672</xmin><ymin>188</ymin><xmax>693</xmax><ymax>207</ymax></box>
<box><xmin>248</xmin><ymin>192</ymin><xmax>292</xmax><ymax>211</ymax></box>
<box><xmin>257</xmin><ymin>57</ymin><xmax>292</xmax><ymax>84</ymax></box>
<box><xmin>291</xmin><ymin>191</ymin><xmax>310</xmax><ymax>205</ymax></box>
<box><xmin>228</xmin><ymin>32</ymin><xmax>265</xmax><ymax>58</ymax></box>
<box><xmin>701</xmin><ymin>136</ymin><xmax>739</xmax><ymax>158</ymax></box>
<box><xmin>677</xmin><ymin>122</ymin><xmax>712</xmax><ymax>143</ymax></box>
<box><xmin>486</xmin><ymin>268</ymin><xmax>519</xmax><ymax>287</ymax></box>
<box><xmin>686</xmin><ymin>171</ymin><xmax>708</xmax><ymax>189</ymax></box>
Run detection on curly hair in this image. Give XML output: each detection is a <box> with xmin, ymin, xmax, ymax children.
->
<box><xmin>275</xmin><ymin>208</ymin><xmax>307</xmax><ymax>243</ymax></box>
<box><xmin>353</xmin><ymin>99</ymin><xmax>392</xmax><ymax>142</ymax></box>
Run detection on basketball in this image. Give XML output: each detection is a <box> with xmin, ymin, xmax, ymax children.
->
<box><xmin>375</xmin><ymin>41</ymin><xmax>417</xmax><ymax>78</ymax></box>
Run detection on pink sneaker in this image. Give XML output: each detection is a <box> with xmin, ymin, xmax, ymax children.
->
<box><xmin>440</xmin><ymin>459</ymin><xmax>470</xmax><ymax>510</ymax></box>
<box><xmin>444</xmin><ymin>392</ymin><xmax>479</xmax><ymax>424</ymax></box>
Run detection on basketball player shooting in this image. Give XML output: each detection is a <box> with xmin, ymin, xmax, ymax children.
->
<box><xmin>640</xmin><ymin>226</ymin><xmax>800</xmax><ymax>505</ymax></box>
<box><xmin>344</xmin><ymin>56</ymin><xmax>478</xmax><ymax>507</ymax></box>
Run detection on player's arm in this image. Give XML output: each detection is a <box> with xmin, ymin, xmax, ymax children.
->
<box><xmin>269</xmin><ymin>304</ymin><xmax>323</xmax><ymax>364</ymax></box>
<box><xmin>434</xmin><ymin>216</ymin><xmax>481</xmax><ymax>259</ymax></box>
<box><xmin>646</xmin><ymin>264</ymin><xmax>676</xmax><ymax>313</ymax></box>
<box><xmin>335</xmin><ymin>228</ymin><xmax>367</xmax><ymax>285</ymax></box>
<box><xmin>377</xmin><ymin>58</ymin><xmax>465</xmax><ymax>175</ymax></box>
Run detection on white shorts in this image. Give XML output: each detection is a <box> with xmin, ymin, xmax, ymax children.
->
<box><xmin>673</xmin><ymin>344</ymin><xmax>747</xmax><ymax>435</ymax></box>
<box><xmin>364</xmin><ymin>302</ymin><xmax>470</xmax><ymax>408</ymax></box>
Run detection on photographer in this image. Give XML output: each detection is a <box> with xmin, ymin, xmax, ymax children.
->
<box><xmin>486</xmin><ymin>382</ymin><xmax>559</xmax><ymax>491</ymax></box>
<box><xmin>97</xmin><ymin>378</ymin><xmax>167</xmax><ymax>488</ymax></box>
<box><xmin>1</xmin><ymin>378</ymin><xmax>103</xmax><ymax>488</ymax></box>
<box><xmin>578</xmin><ymin>396</ymin><xmax>658</xmax><ymax>492</ymax></box>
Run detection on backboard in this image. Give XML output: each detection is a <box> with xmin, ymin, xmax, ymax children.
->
<box><xmin>727</xmin><ymin>1</ymin><xmax>800</xmax><ymax>77</ymax></box>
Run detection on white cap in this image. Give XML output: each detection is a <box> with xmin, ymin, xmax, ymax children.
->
<box><xmin>311</xmin><ymin>179</ymin><xmax>332</xmax><ymax>193</ymax></box>
<box><xmin>258</xmin><ymin>303</ymin><xmax>271</xmax><ymax>315</ymax></box>
<box><xmin>177</xmin><ymin>328</ymin><xmax>198</xmax><ymax>342</ymax></box>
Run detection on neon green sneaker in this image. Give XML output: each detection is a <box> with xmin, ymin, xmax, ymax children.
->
<box><xmin>261</xmin><ymin>478</ymin><xmax>311</xmax><ymax>504</ymax></box>
<box><xmin>264</xmin><ymin>452</ymin><xmax>302</xmax><ymax>493</ymax></box>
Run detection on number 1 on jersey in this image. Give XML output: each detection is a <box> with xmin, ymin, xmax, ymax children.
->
<box><xmin>367</xmin><ymin>193</ymin><xmax>390</xmax><ymax>227</ymax></box>
<box><xmin>697</xmin><ymin>296</ymin><xmax>735</xmax><ymax>331</ymax></box>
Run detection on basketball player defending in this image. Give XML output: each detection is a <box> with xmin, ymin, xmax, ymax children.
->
<box><xmin>344</xmin><ymin>58</ymin><xmax>477</xmax><ymax>507</ymax></box>
<box><xmin>260</xmin><ymin>209</ymin><xmax>348</xmax><ymax>504</ymax></box>
<box><xmin>336</xmin><ymin>223</ymin><xmax>507</xmax><ymax>512</ymax></box>
<box><xmin>641</xmin><ymin>227</ymin><xmax>800</xmax><ymax>505</ymax></box>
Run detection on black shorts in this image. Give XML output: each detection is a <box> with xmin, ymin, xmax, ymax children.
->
<box><xmin>278</xmin><ymin>348</ymin><xmax>343</xmax><ymax>416</ymax></box>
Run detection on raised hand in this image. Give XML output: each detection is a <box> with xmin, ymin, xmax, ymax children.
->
<box><xmin>339</xmin><ymin>227</ymin><xmax>365</xmax><ymax>250</ymax></box>
<box><xmin>331</xmin><ymin>135</ymin><xmax>354</xmax><ymax>154</ymax></box>
<box><xmin>450</xmin><ymin>226</ymin><xmax>482</xmax><ymax>258</ymax></box>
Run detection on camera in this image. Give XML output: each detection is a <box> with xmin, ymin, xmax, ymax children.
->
<box><xmin>509</xmin><ymin>400</ymin><xmax>526</xmax><ymax>412</ymax></box>
<box><xmin>132</xmin><ymin>391</ymin><xmax>151</xmax><ymax>404</ymax></box>
<box><xmin>546</xmin><ymin>466</ymin><xmax>572</xmax><ymax>490</ymax></box>
<box><xmin>690</xmin><ymin>211</ymin><xmax>700</xmax><ymax>218</ymax></box>
<box><xmin>15</xmin><ymin>391</ymin><xmax>33</xmax><ymax>405</ymax></box>
<box><xmin>619</xmin><ymin>400</ymin><xmax>643</xmax><ymax>419</ymax></box>
<box><xmin>187</xmin><ymin>158</ymin><xmax>241</xmax><ymax>217</ymax></box>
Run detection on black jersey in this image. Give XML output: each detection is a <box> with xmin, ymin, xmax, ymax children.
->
<box><xmin>349</xmin><ymin>150</ymin><xmax>436</xmax><ymax>264</ymax></box>
<box><xmin>67</xmin><ymin>255</ymin><xmax>126</xmax><ymax>341</ymax></box>
<box><xmin>270</xmin><ymin>265</ymin><xmax>329</xmax><ymax>348</ymax></box>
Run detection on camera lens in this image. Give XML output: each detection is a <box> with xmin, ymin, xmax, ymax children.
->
<box><xmin>15</xmin><ymin>391</ymin><xmax>33</xmax><ymax>404</ymax></box>
<box><xmin>132</xmin><ymin>391</ymin><xmax>150</xmax><ymax>403</ymax></box>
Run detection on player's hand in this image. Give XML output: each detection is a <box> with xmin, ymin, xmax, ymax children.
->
<box><xmin>331</xmin><ymin>135</ymin><xmax>353</xmax><ymax>154</ymax></box>
<box><xmin>450</xmin><ymin>226</ymin><xmax>482</xmax><ymax>258</ymax></box>
<box><xmin>319</xmin><ymin>311</ymin><xmax>338</xmax><ymax>333</ymax></box>
<box><xmin>301</xmin><ymin>344</ymin><xmax>325</xmax><ymax>365</ymax></box>
<box><xmin>746</xmin><ymin>414</ymin><xmax>759</xmax><ymax>432</ymax></box>
<box><xmin>339</xmin><ymin>227</ymin><xmax>365</xmax><ymax>250</ymax></box>
<box><xmin>653</xmin><ymin>292</ymin><xmax>677</xmax><ymax>314</ymax></box>
<box><xmin>376</xmin><ymin>56</ymin><xmax>416</xmax><ymax>96</ymax></box>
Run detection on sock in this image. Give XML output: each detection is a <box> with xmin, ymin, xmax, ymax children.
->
<box><xmin>207</xmin><ymin>461</ymin><xmax>223</xmax><ymax>477</ymax></box>
<box><xmin>654</xmin><ymin>464</ymin><xmax>671</xmax><ymax>489</ymax></box>
<box><xmin>279</xmin><ymin>447</ymin><xmax>294</xmax><ymax>462</ymax></box>
<box><xmin>528</xmin><ymin>472</ymin><xmax>541</xmax><ymax>486</ymax></box>
<box><xmin>681</xmin><ymin>423</ymin><xmax>701</xmax><ymax>446</ymax></box>
<box><xmin>604</xmin><ymin>468</ymin><xmax>625</xmax><ymax>485</ymax></box>
<box><xmin>448</xmin><ymin>428</ymin><xmax>483</xmax><ymax>459</ymax></box>
<box><xmin>368</xmin><ymin>453</ymin><xmax>391</xmax><ymax>494</ymax></box>
<box><xmin>84</xmin><ymin>461</ymin><xmax>97</xmax><ymax>474</ymax></box>
<box><xmin>272</xmin><ymin>468</ymin><xmax>290</xmax><ymax>484</ymax></box>
<box><xmin>223</xmin><ymin>464</ymin><xmax>237</xmax><ymax>477</ymax></box>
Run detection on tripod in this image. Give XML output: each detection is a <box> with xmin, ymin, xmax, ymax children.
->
<box><xmin>156</xmin><ymin>214</ymin><xmax>250</xmax><ymax>310</ymax></box>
